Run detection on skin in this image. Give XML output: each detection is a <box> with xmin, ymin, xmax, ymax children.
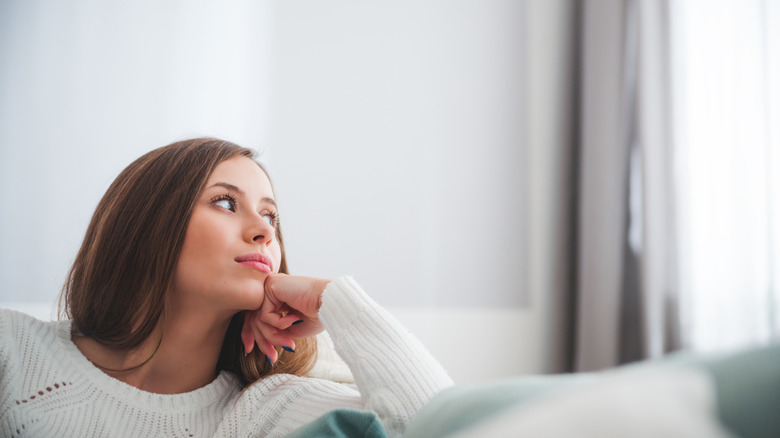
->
<box><xmin>74</xmin><ymin>156</ymin><xmax>330</xmax><ymax>394</ymax></box>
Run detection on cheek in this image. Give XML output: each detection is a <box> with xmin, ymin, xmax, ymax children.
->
<box><xmin>180</xmin><ymin>231</ymin><xmax>214</xmax><ymax>267</ymax></box>
<box><xmin>176</xmin><ymin>219</ymin><xmax>228</xmax><ymax>281</ymax></box>
<box><xmin>271</xmin><ymin>243</ymin><xmax>283</xmax><ymax>273</ymax></box>
<box><xmin>175</xmin><ymin>240</ymin><xmax>211</xmax><ymax>289</ymax></box>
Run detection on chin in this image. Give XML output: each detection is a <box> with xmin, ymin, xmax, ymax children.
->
<box><xmin>233</xmin><ymin>286</ymin><xmax>265</xmax><ymax>310</ymax></box>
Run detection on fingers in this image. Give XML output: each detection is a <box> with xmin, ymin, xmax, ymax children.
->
<box><xmin>252</xmin><ymin>326</ymin><xmax>278</xmax><ymax>363</ymax></box>
<box><xmin>260</xmin><ymin>310</ymin><xmax>305</xmax><ymax>330</ymax></box>
<box><xmin>257</xmin><ymin>301</ymin><xmax>323</xmax><ymax>338</ymax></box>
<box><xmin>257</xmin><ymin>285</ymin><xmax>306</xmax><ymax>330</ymax></box>
<box><xmin>263</xmin><ymin>274</ymin><xmax>331</xmax><ymax>319</ymax></box>
<box><xmin>241</xmin><ymin>311</ymin><xmax>297</xmax><ymax>364</ymax></box>
<box><xmin>238</xmin><ymin>274</ymin><xmax>330</xmax><ymax>364</ymax></box>
<box><xmin>241</xmin><ymin>317</ymin><xmax>255</xmax><ymax>354</ymax></box>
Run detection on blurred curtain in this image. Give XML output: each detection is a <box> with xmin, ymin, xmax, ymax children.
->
<box><xmin>568</xmin><ymin>0</ymin><xmax>680</xmax><ymax>371</ymax></box>
<box><xmin>564</xmin><ymin>0</ymin><xmax>780</xmax><ymax>372</ymax></box>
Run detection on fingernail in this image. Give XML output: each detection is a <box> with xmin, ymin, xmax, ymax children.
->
<box><xmin>282</xmin><ymin>346</ymin><xmax>295</xmax><ymax>353</ymax></box>
<box><xmin>292</xmin><ymin>320</ymin><xmax>304</xmax><ymax>326</ymax></box>
<box><xmin>266</xmin><ymin>355</ymin><xmax>274</xmax><ymax>367</ymax></box>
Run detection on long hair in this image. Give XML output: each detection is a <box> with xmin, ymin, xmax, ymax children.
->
<box><xmin>60</xmin><ymin>137</ymin><xmax>316</xmax><ymax>386</ymax></box>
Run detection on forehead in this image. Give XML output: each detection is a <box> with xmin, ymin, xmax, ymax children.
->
<box><xmin>207</xmin><ymin>156</ymin><xmax>274</xmax><ymax>197</ymax></box>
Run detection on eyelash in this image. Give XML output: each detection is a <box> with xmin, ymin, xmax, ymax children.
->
<box><xmin>210</xmin><ymin>193</ymin><xmax>279</xmax><ymax>227</ymax></box>
<box><xmin>211</xmin><ymin>193</ymin><xmax>238</xmax><ymax>212</ymax></box>
<box><xmin>263</xmin><ymin>210</ymin><xmax>279</xmax><ymax>228</ymax></box>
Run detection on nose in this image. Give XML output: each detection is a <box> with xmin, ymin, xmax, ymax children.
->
<box><xmin>246</xmin><ymin>214</ymin><xmax>274</xmax><ymax>246</ymax></box>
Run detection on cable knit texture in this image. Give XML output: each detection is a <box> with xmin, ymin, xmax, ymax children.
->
<box><xmin>0</xmin><ymin>277</ymin><xmax>453</xmax><ymax>437</ymax></box>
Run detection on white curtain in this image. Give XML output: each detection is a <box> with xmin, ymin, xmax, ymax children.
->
<box><xmin>671</xmin><ymin>0</ymin><xmax>780</xmax><ymax>351</ymax></box>
<box><xmin>573</xmin><ymin>0</ymin><xmax>779</xmax><ymax>372</ymax></box>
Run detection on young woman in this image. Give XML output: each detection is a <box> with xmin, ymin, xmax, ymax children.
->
<box><xmin>0</xmin><ymin>138</ymin><xmax>452</xmax><ymax>437</ymax></box>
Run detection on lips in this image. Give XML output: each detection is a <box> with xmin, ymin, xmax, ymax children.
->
<box><xmin>235</xmin><ymin>253</ymin><xmax>273</xmax><ymax>274</ymax></box>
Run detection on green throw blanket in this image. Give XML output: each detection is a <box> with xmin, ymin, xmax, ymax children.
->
<box><xmin>290</xmin><ymin>343</ymin><xmax>780</xmax><ymax>438</ymax></box>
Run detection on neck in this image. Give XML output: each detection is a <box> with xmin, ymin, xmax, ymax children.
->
<box><xmin>74</xmin><ymin>309</ymin><xmax>234</xmax><ymax>394</ymax></box>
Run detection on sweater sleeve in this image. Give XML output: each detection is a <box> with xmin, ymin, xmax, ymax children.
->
<box><xmin>0</xmin><ymin>310</ymin><xmax>12</xmax><ymax>419</ymax></box>
<box><xmin>317</xmin><ymin>277</ymin><xmax>454</xmax><ymax>436</ymax></box>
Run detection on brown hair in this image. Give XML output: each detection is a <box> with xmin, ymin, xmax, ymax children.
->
<box><xmin>60</xmin><ymin>137</ymin><xmax>316</xmax><ymax>386</ymax></box>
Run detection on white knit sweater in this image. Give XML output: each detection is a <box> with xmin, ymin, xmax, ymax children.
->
<box><xmin>0</xmin><ymin>277</ymin><xmax>453</xmax><ymax>437</ymax></box>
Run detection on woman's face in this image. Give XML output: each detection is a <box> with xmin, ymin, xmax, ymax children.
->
<box><xmin>172</xmin><ymin>156</ymin><xmax>282</xmax><ymax>314</ymax></box>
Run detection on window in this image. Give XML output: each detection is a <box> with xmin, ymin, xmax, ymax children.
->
<box><xmin>671</xmin><ymin>0</ymin><xmax>780</xmax><ymax>350</ymax></box>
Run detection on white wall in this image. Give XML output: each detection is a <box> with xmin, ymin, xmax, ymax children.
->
<box><xmin>0</xmin><ymin>0</ymin><xmax>575</xmax><ymax>383</ymax></box>
<box><xmin>265</xmin><ymin>1</ymin><xmax>527</xmax><ymax>308</ymax></box>
<box><xmin>0</xmin><ymin>0</ymin><xmax>275</xmax><ymax>304</ymax></box>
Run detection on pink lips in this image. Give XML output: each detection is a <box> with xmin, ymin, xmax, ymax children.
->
<box><xmin>235</xmin><ymin>253</ymin><xmax>273</xmax><ymax>274</ymax></box>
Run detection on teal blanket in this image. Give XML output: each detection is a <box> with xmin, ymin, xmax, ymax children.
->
<box><xmin>290</xmin><ymin>343</ymin><xmax>780</xmax><ymax>438</ymax></box>
<box><xmin>285</xmin><ymin>409</ymin><xmax>386</xmax><ymax>438</ymax></box>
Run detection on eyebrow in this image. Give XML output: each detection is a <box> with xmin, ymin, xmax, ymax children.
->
<box><xmin>209</xmin><ymin>182</ymin><xmax>277</xmax><ymax>207</ymax></box>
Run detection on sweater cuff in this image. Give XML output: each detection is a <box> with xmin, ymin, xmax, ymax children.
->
<box><xmin>318</xmin><ymin>276</ymin><xmax>376</xmax><ymax>332</ymax></box>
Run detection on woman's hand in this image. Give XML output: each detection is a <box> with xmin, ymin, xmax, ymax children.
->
<box><xmin>240</xmin><ymin>274</ymin><xmax>331</xmax><ymax>363</ymax></box>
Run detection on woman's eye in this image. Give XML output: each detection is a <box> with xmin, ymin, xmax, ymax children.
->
<box><xmin>262</xmin><ymin>212</ymin><xmax>278</xmax><ymax>227</ymax></box>
<box><xmin>212</xmin><ymin>196</ymin><xmax>237</xmax><ymax>212</ymax></box>
<box><xmin>216</xmin><ymin>200</ymin><xmax>233</xmax><ymax>211</ymax></box>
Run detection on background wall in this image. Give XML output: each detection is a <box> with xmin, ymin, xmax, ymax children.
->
<box><xmin>0</xmin><ymin>0</ymin><xmax>575</xmax><ymax>382</ymax></box>
<box><xmin>0</xmin><ymin>0</ymin><xmax>275</xmax><ymax>305</ymax></box>
<box><xmin>267</xmin><ymin>1</ymin><xmax>526</xmax><ymax>308</ymax></box>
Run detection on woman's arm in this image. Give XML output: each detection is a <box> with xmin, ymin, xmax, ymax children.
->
<box><xmin>318</xmin><ymin>277</ymin><xmax>454</xmax><ymax>433</ymax></box>
<box><xmin>242</xmin><ymin>275</ymin><xmax>453</xmax><ymax>435</ymax></box>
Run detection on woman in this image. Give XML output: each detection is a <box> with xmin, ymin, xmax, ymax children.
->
<box><xmin>0</xmin><ymin>138</ymin><xmax>452</xmax><ymax>437</ymax></box>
